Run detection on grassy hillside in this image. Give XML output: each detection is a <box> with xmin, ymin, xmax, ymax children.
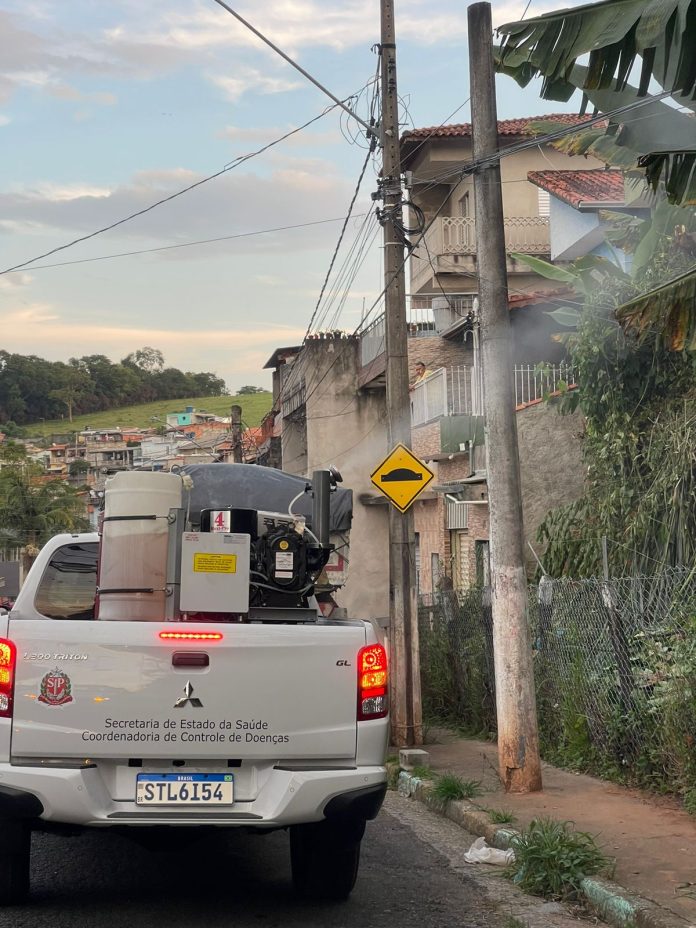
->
<box><xmin>21</xmin><ymin>393</ymin><xmax>273</xmax><ymax>438</ymax></box>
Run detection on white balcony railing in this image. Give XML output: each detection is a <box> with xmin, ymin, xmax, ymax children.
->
<box><xmin>441</xmin><ymin>216</ymin><xmax>550</xmax><ymax>255</ymax></box>
<box><xmin>359</xmin><ymin>295</ymin><xmax>478</xmax><ymax>367</ymax></box>
<box><xmin>412</xmin><ymin>363</ymin><xmax>575</xmax><ymax>426</ymax></box>
<box><xmin>514</xmin><ymin>363</ymin><xmax>577</xmax><ymax>407</ymax></box>
<box><xmin>360</xmin><ymin>314</ymin><xmax>386</xmax><ymax>367</ymax></box>
<box><xmin>411</xmin><ymin>366</ymin><xmax>485</xmax><ymax>427</ymax></box>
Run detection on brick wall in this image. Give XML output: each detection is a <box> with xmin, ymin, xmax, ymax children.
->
<box><xmin>407</xmin><ymin>336</ymin><xmax>473</xmax><ymax>377</ymax></box>
<box><xmin>414</xmin><ymin>495</ymin><xmax>445</xmax><ymax>594</ymax></box>
<box><xmin>411</xmin><ymin>422</ymin><xmax>440</xmax><ymax>459</ymax></box>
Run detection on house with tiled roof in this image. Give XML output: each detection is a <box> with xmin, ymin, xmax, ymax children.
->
<box><xmin>527</xmin><ymin>169</ymin><xmax>651</xmax><ymax>262</ymax></box>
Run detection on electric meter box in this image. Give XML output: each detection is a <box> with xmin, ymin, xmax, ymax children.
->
<box><xmin>179</xmin><ymin>532</ymin><xmax>251</xmax><ymax>613</ymax></box>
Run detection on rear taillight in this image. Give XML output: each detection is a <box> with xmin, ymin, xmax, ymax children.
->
<box><xmin>357</xmin><ymin>643</ymin><xmax>388</xmax><ymax>721</ymax></box>
<box><xmin>0</xmin><ymin>638</ymin><xmax>16</xmax><ymax>719</ymax></box>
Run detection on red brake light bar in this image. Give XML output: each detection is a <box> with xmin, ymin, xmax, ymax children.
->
<box><xmin>159</xmin><ymin>631</ymin><xmax>223</xmax><ymax>641</ymax></box>
<box><xmin>357</xmin><ymin>643</ymin><xmax>388</xmax><ymax>721</ymax></box>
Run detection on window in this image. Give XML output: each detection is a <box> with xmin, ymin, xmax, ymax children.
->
<box><xmin>458</xmin><ymin>192</ymin><xmax>470</xmax><ymax>217</ymax></box>
<box><xmin>537</xmin><ymin>188</ymin><xmax>551</xmax><ymax>218</ymax></box>
<box><xmin>34</xmin><ymin>542</ymin><xmax>98</xmax><ymax>620</ymax></box>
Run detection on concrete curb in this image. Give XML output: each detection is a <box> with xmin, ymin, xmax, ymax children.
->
<box><xmin>393</xmin><ymin>769</ymin><xmax>692</xmax><ymax>928</ymax></box>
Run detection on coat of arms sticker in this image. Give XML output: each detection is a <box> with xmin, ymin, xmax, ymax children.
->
<box><xmin>38</xmin><ymin>669</ymin><xmax>73</xmax><ymax>706</ymax></box>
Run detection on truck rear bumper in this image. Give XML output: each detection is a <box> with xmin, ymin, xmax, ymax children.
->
<box><xmin>0</xmin><ymin>764</ymin><xmax>387</xmax><ymax>829</ymax></box>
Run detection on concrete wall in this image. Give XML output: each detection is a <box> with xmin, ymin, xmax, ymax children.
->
<box><xmin>516</xmin><ymin>400</ymin><xmax>585</xmax><ymax>573</ymax></box>
<box><xmin>291</xmin><ymin>337</ymin><xmax>390</xmax><ymax>623</ymax></box>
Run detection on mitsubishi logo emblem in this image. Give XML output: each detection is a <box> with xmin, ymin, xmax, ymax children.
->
<box><xmin>174</xmin><ymin>680</ymin><xmax>203</xmax><ymax>708</ymax></box>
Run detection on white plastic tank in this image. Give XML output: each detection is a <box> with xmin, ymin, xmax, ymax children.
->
<box><xmin>97</xmin><ymin>472</ymin><xmax>183</xmax><ymax>621</ymax></box>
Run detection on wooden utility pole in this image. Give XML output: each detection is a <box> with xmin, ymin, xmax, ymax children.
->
<box><xmin>230</xmin><ymin>405</ymin><xmax>243</xmax><ymax>463</ymax></box>
<box><xmin>380</xmin><ymin>0</ymin><xmax>422</xmax><ymax>747</ymax></box>
<box><xmin>468</xmin><ymin>1</ymin><xmax>541</xmax><ymax>791</ymax></box>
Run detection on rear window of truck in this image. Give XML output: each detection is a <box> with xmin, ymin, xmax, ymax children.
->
<box><xmin>34</xmin><ymin>542</ymin><xmax>98</xmax><ymax>620</ymax></box>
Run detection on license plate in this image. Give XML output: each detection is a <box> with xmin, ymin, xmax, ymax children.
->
<box><xmin>136</xmin><ymin>773</ymin><xmax>234</xmax><ymax>805</ymax></box>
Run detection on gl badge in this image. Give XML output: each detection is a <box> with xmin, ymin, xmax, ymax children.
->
<box><xmin>174</xmin><ymin>680</ymin><xmax>203</xmax><ymax>708</ymax></box>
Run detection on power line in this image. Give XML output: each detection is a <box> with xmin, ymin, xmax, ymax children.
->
<box><xmin>210</xmin><ymin>0</ymin><xmax>377</xmax><ymax>139</ymax></box>
<box><xmin>312</xmin><ymin>213</ymin><xmax>381</xmax><ymax>333</ymax></box>
<box><xmin>0</xmin><ymin>103</ymin><xmax>343</xmax><ymax>277</ymax></box>
<box><xmin>304</xmin><ymin>144</ymin><xmax>376</xmax><ymax>338</ymax></box>
<box><xmin>12</xmin><ymin>215</ymin><xmax>369</xmax><ymax>272</ymax></box>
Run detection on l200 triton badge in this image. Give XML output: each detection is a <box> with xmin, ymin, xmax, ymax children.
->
<box><xmin>38</xmin><ymin>668</ymin><xmax>74</xmax><ymax>706</ymax></box>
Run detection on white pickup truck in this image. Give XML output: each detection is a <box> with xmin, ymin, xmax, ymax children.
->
<box><xmin>0</xmin><ymin>468</ymin><xmax>388</xmax><ymax>904</ymax></box>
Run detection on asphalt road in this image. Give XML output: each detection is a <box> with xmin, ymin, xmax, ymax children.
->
<box><xmin>0</xmin><ymin>797</ymin><xmax>503</xmax><ymax>928</ymax></box>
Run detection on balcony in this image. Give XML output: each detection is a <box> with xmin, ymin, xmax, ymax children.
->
<box><xmin>411</xmin><ymin>362</ymin><xmax>576</xmax><ymax>427</ymax></box>
<box><xmin>411</xmin><ymin>366</ymin><xmax>484</xmax><ymax>427</ymax></box>
<box><xmin>281</xmin><ymin>380</ymin><xmax>306</xmax><ymax>419</ymax></box>
<box><xmin>411</xmin><ymin>215</ymin><xmax>550</xmax><ymax>293</ymax></box>
<box><xmin>358</xmin><ymin>294</ymin><xmax>478</xmax><ymax>387</ymax></box>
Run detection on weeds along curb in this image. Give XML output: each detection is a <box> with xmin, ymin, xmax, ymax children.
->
<box><xmin>393</xmin><ymin>769</ymin><xmax>692</xmax><ymax>928</ymax></box>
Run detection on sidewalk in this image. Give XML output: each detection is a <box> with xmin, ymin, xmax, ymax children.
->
<box><xmin>416</xmin><ymin>731</ymin><xmax>696</xmax><ymax>925</ymax></box>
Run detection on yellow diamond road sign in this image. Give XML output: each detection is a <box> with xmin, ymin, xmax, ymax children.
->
<box><xmin>371</xmin><ymin>443</ymin><xmax>435</xmax><ymax>513</ymax></box>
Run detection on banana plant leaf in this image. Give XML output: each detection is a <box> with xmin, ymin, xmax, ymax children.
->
<box><xmin>616</xmin><ymin>267</ymin><xmax>696</xmax><ymax>350</ymax></box>
<box><xmin>503</xmin><ymin>64</ymin><xmax>696</xmax><ymax>204</ymax></box>
<box><xmin>497</xmin><ymin>0</ymin><xmax>696</xmax><ymax>100</ymax></box>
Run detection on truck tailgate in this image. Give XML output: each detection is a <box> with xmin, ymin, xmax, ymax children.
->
<box><xmin>9</xmin><ymin>621</ymin><xmax>367</xmax><ymax>761</ymax></box>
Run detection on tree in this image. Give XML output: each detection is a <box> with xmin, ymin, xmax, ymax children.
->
<box><xmin>68</xmin><ymin>459</ymin><xmax>90</xmax><ymax>477</ymax></box>
<box><xmin>187</xmin><ymin>371</ymin><xmax>228</xmax><ymax>396</ymax></box>
<box><xmin>237</xmin><ymin>385</ymin><xmax>266</xmax><ymax>395</ymax></box>
<box><xmin>0</xmin><ymin>467</ymin><xmax>89</xmax><ymax>549</ymax></box>
<box><xmin>496</xmin><ymin>0</ymin><xmax>696</xmax><ymax>205</ymax></box>
<box><xmin>122</xmin><ymin>347</ymin><xmax>165</xmax><ymax>373</ymax></box>
<box><xmin>49</xmin><ymin>364</ymin><xmax>91</xmax><ymax>423</ymax></box>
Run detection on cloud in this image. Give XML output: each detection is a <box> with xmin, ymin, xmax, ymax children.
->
<box><xmin>0</xmin><ymin>158</ymin><xmax>362</xmax><ymax>259</ymax></box>
<box><xmin>0</xmin><ymin>271</ymin><xmax>32</xmax><ymax>290</ymax></box>
<box><xmin>217</xmin><ymin>124</ymin><xmax>340</xmax><ymax>147</ymax></box>
<box><xmin>1</xmin><ymin>303</ymin><xmax>59</xmax><ymax>323</ymax></box>
<box><xmin>209</xmin><ymin>69</ymin><xmax>301</xmax><ymax>102</ymax></box>
<box><xmin>0</xmin><ymin>304</ymin><xmax>302</xmax><ymax>382</ymax></box>
<box><xmin>0</xmin><ymin>114</ymin><xmax>9</xmax><ymax>127</ymax></box>
<box><xmin>46</xmin><ymin>83</ymin><xmax>117</xmax><ymax>105</ymax></box>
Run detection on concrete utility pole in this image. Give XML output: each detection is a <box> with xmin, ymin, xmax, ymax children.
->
<box><xmin>230</xmin><ymin>405</ymin><xmax>243</xmax><ymax>463</ymax></box>
<box><xmin>380</xmin><ymin>0</ymin><xmax>422</xmax><ymax>747</ymax></box>
<box><xmin>467</xmin><ymin>2</ymin><xmax>542</xmax><ymax>792</ymax></box>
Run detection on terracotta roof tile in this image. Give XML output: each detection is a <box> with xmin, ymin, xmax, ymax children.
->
<box><xmin>528</xmin><ymin>169</ymin><xmax>625</xmax><ymax>208</ymax></box>
<box><xmin>508</xmin><ymin>287</ymin><xmax>572</xmax><ymax>308</ymax></box>
<box><xmin>401</xmin><ymin>114</ymin><xmax>589</xmax><ymax>142</ymax></box>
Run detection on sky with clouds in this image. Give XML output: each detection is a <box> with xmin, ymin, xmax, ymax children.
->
<box><xmin>0</xmin><ymin>0</ymin><xmax>584</xmax><ymax>392</ymax></box>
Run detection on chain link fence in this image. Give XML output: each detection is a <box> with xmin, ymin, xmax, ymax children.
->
<box><xmin>418</xmin><ymin>571</ymin><xmax>696</xmax><ymax>805</ymax></box>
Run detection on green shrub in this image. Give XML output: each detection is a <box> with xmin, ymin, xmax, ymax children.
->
<box><xmin>431</xmin><ymin>773</ymin><xmax>482</xmax><ymax>803</ymax></box>
<box><xmin>506</xmin><ymin>818</ymin><xmax>610</xmax><ymax>900</ymax></box>
<box><xmin>489</xmin><ymin>808</ymin><xmax>516</xmax><ymax>825</ymax></box>
<box><xmin>410</xmin><ymin>764</ymin><xmax>433</xmax><ymax>780</ymax></box>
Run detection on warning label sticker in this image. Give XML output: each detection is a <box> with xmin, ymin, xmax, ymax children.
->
<box><xmin>193</xmin><ymin>553</ymin><xmax>237</xmax><ymax>574</ymax></box>
<box><xmin>275</xmin><ymin>552</ymin><xmax>294</xmax><ymax>571</ymax></box>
